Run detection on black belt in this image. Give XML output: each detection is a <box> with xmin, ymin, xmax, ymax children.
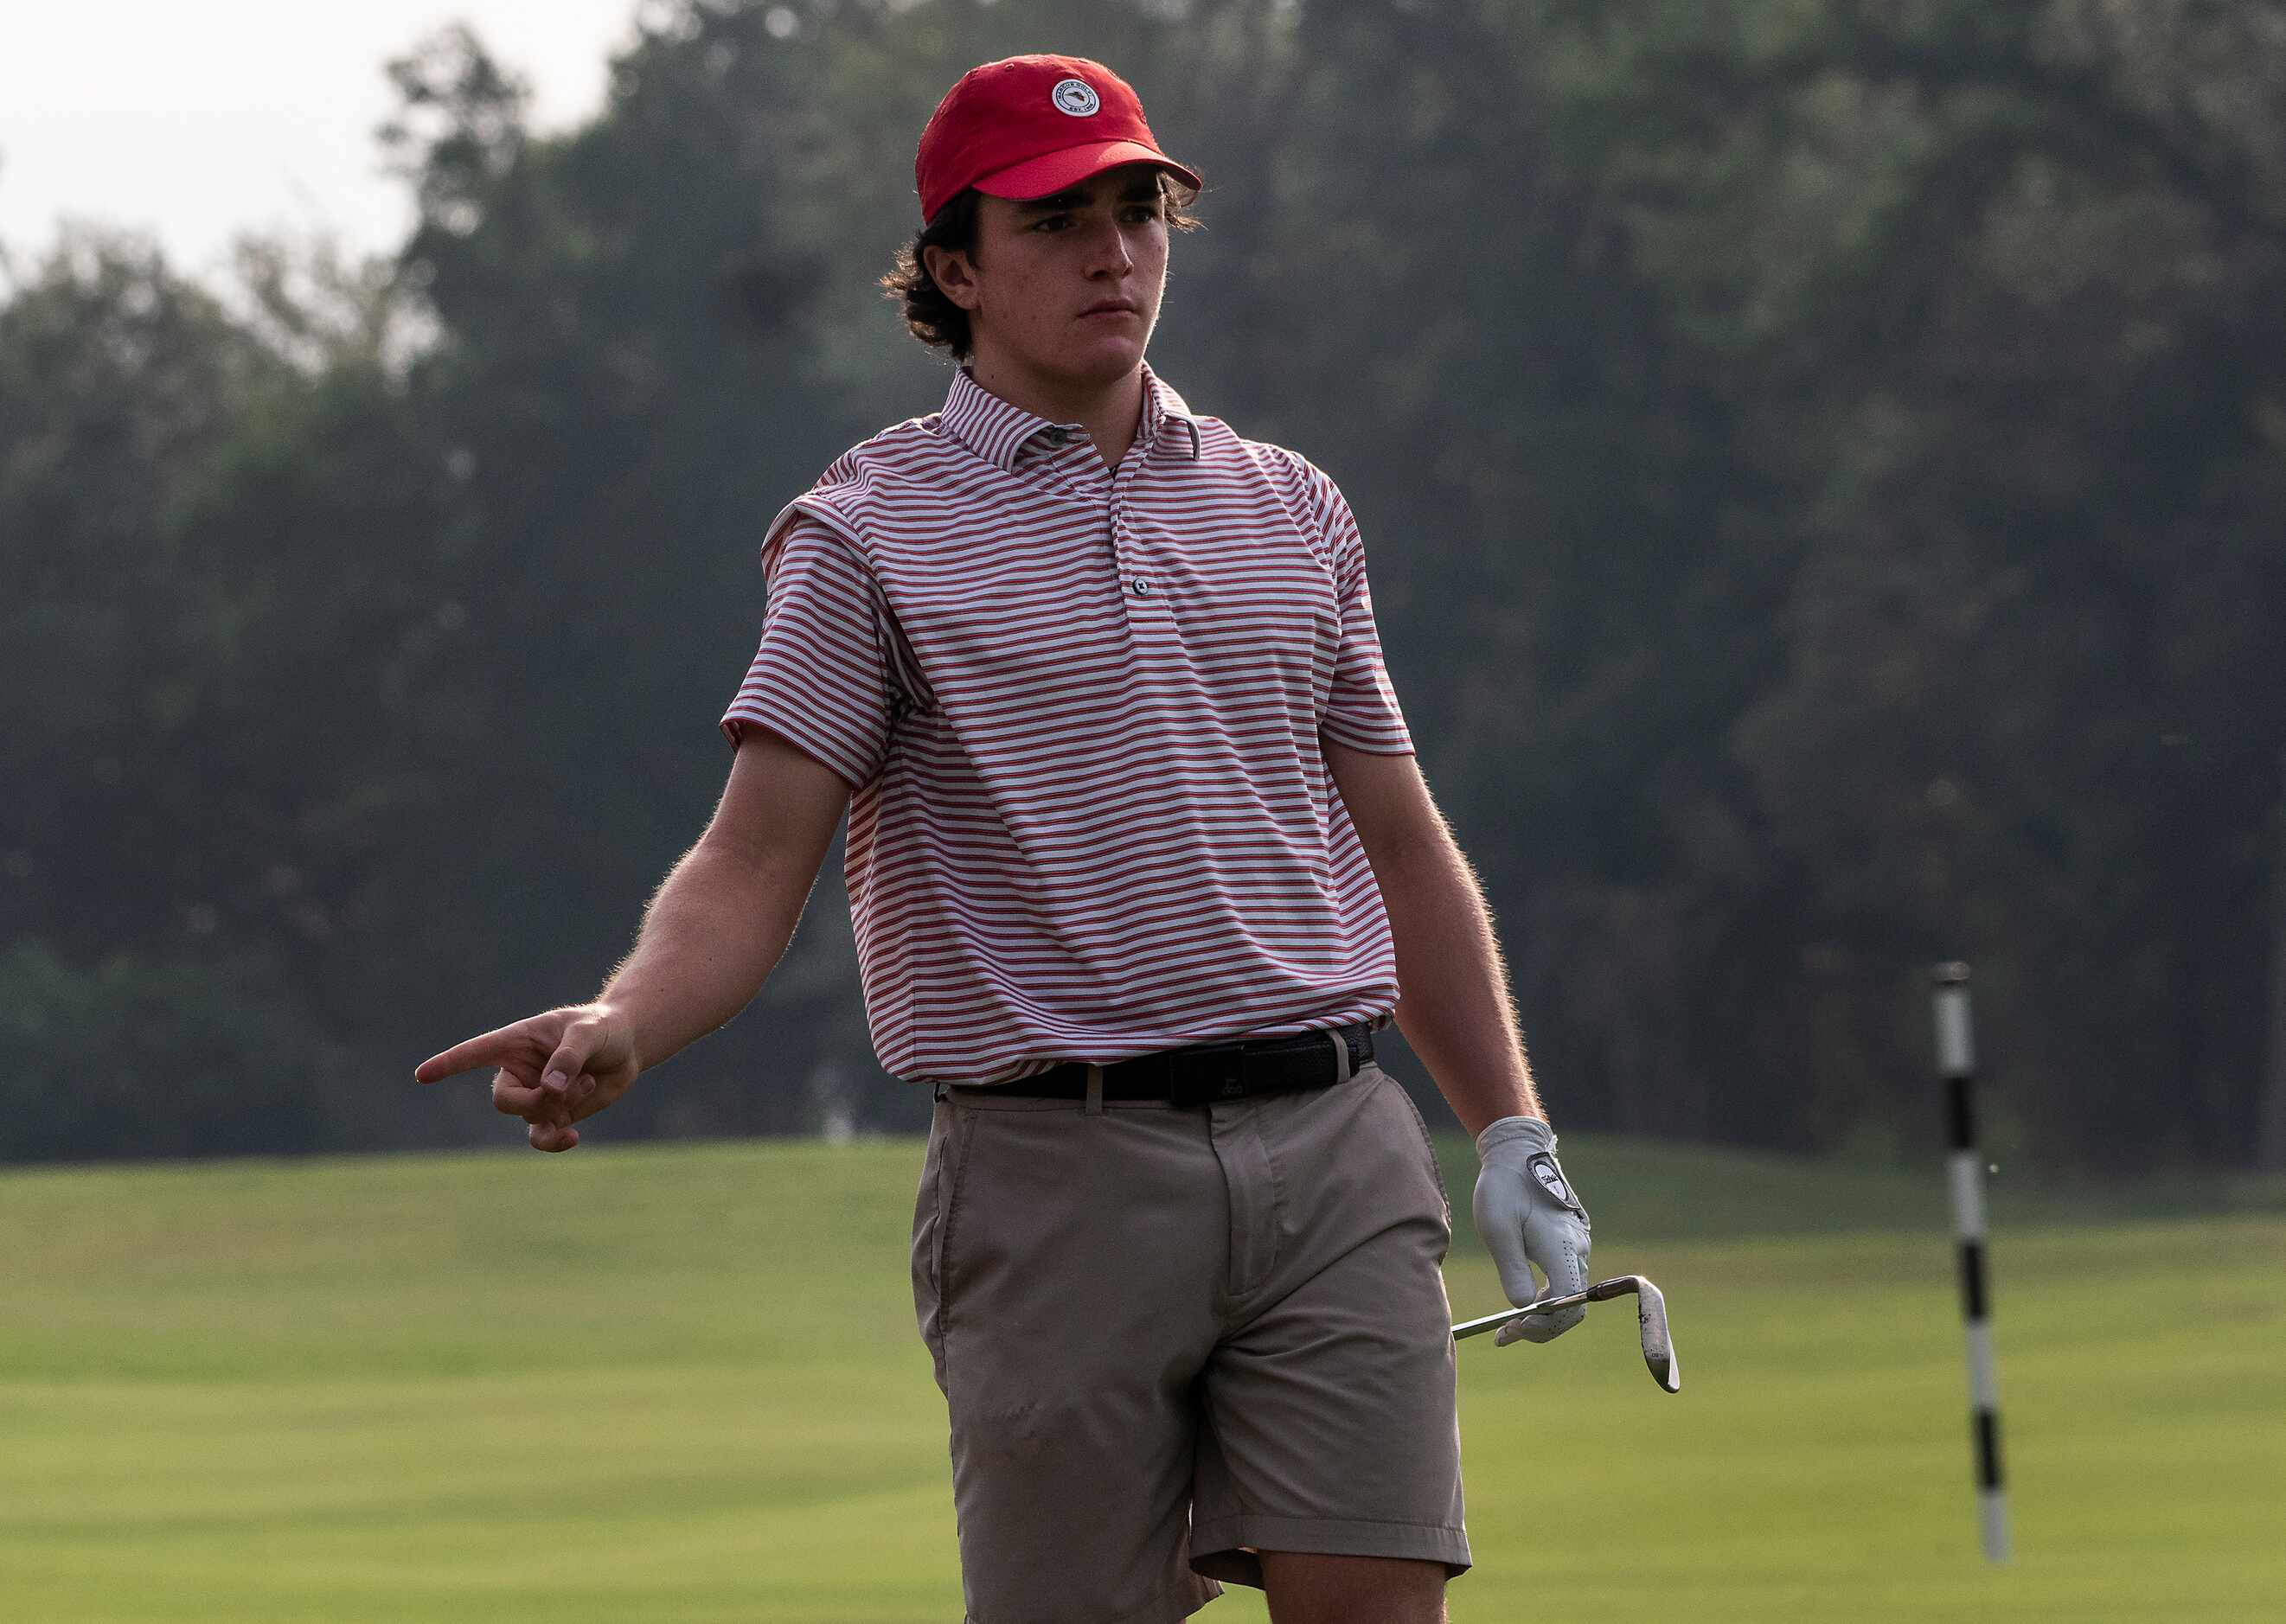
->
<box><xmin>944</xmin><ymin>1021</ymin><xmax>1374</xmax><ymax>1107</ymax></box>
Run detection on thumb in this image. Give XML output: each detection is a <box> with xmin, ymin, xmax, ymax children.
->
<box><xmin>1495</xmin><ymin>1250</ymin><xmax>1544</xmax><ymax>1313</ymax></box>
<box><xmin>541</xmin><ymin>1015</ymin><xmax>603</xmax><ymax>1095</ymax></box>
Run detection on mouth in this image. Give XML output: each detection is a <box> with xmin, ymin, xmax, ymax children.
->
<box><xmin>1081</xmin><ymin>302</ymin><xmax>1140</xmax><ymax>320</ymax></box>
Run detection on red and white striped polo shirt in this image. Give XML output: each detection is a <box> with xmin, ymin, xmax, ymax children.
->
<box><xmin>720</xmin><ymin>362</ymin><xmax>1415</xmax><ymax>1085</ymax></box>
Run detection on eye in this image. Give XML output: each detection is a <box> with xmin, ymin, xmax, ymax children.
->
<box><xmin>1031</xmin><ymin>214</ymin><xmax>1072</xmax><ymax>233</ymax></box>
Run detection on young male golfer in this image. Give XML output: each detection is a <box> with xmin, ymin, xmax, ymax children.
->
<box><xmin>416</xmin><ymin>53</ymin><xmax>1592</xmax><ymax>1624</ymax></box>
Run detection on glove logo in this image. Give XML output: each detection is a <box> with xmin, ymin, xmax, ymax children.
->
<box><xmin>1530</xmin><ymin>1154</ymin><xmax>1578</xmax><ymax>1210</ymax></box>
<box><xmin>1052</xmin><ymin>78</ymin><xmax>1101</xmax><ymax>117</ymax></box>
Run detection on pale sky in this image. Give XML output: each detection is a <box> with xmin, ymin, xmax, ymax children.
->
<box><xmin>0</xmin><ymin>0</ymin><xmax>651</xmax><ymax>282</ymax></box>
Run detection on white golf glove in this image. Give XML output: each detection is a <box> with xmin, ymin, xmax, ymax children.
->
<box><xmin>1472</xmin><ymin>1116</ymin><xmax>1591</xmax><ymax>1346</ymax></box>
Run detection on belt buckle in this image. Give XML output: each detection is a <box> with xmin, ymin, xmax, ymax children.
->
<box><xmin>1168</xmin><ymin>1039</ymin><xmax>1250</xmax><ymax>1108</ymax></box>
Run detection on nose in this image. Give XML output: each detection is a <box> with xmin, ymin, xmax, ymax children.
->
<box><xmin>1081</xmin><ymin>214</ymin><xmax>1134</xmax><ymax>278</ymax></box>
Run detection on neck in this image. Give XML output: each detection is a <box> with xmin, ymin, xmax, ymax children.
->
<box><xmin>965</xmin><ymin>351</ymin><xmax>1148</xmax><ymax>467</ymax></box>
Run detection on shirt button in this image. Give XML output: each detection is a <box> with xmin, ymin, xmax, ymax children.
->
<box><xmin>1045</xmin><ymin>428</ymin><xmax>1073</xmax><ymax>446</ymax></box>
<box><xmin>1130</xmin><ymin>578</ymin><xmax>1152</xmax><ymax>598</ymax></box>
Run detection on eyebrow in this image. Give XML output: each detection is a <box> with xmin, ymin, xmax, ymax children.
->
<box><xmin>1016</xmin><ymin>180</ymin><xmax>1165</xmax><ymax>214</ymax></box>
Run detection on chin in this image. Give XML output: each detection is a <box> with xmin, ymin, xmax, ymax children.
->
<box><xmin>1062</xmin><ymin>334</ymin><xmax>1149</xmax><ymax>381</ymax></box>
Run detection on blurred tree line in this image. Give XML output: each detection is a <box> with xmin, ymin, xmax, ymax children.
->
<box><xmin>3</xmin><ymin>0</ymin><xmax>2282</xmax><ymax>1170</ymax></box>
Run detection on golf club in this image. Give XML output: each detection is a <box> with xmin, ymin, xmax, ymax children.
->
<box><xmin>1452</xmin><ymin>1274</ymin><xmax>1681</xmax><ymax>1394</ymax></box>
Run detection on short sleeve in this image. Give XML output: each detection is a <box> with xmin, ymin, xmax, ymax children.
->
<box><xmin>718</xmin><ymin>511</ymin><xmax>896</xmax><ymax>790</ymax></box>
<box><xmin>1312</xmin><ymin>471</ymin><xmax>1415</xmax><ymax>755</ymax></box>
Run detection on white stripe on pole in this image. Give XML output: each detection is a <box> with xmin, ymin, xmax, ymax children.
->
<box><xmin>1936</xmin><ymin>982</ymin><xmax>1976</xmax><ymax>1077</ymax></box>
<box><xmin>1965</xmin><ymin>1320</ymin><xmax>2001</xmax><ymax>1410</ymax></box>
<box><xmin>1979</xmin><ymin>1488</ymin><xmax>2012</xmax><ymax>1563</ymax></box>
<box><xmin>1949</xmin><ymin>1151</ymin><xmax>1987</xmax><ymax>1240</ymax></box>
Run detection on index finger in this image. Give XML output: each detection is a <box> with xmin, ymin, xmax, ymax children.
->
<box><xmin>413</xmin><ymin>1021</ymin><xmax>549</xmax><ymax>1084</ymax></box>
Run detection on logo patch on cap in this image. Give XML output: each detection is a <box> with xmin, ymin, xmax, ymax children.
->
<box><xmin>1051</xmin><ymin>77</ymin><xmax>1101</xmax><ymax>117</ymax></box>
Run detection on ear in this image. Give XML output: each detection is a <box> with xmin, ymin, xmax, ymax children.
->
<box><xmin>921</xmin><ymin>244</ymin><xmax>983</xmax><ymax>313</ymax></box>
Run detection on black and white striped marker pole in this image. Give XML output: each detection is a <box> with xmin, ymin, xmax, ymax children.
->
<box><xmin>1933</xmin><ymin>962</ymin><xmax>2009</xmax><ymax>1563</ymax></box>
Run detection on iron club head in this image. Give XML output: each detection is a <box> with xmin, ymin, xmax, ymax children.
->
<box><xmin>1630</xmin><ymin>1276</ymin><xmax>1681</xmax><ymax>1394</ymax></box>
<box><xmin>1452</xmin><ymin>1274</ymin><xmax>1681</xmax><ymax>1394</ymax></box>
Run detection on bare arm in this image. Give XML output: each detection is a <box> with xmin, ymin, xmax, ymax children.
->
<box><xmin>1330</xmin><ymin>738</ymin><xmax>1601</xmax><ymax>1336</ymax></box>
<box><xmin>605</xmin><ymin>729</ymin><xmax>854</xmax><ymax>1071</ymax></box>
<box><xmin>1322</xmin><ymin>736</ymin><xmax>1543</xmax><ymax>1137</ymax></box>
<box><xmin>415</xmin><ymin>728</ymin><xmax>853</xmax><ymax>1149</ymax></box>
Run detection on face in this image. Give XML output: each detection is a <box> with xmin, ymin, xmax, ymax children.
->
<box><xmin>925</xmin><ymin>163</ymin><xmax>1171</xmax><ymax>391</ymax></box>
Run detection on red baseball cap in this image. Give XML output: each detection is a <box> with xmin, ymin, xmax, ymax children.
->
<box><xmin>915</xmin><ymin>54</ymin><xmax>1202</xmax><ymax>226</ymax></box>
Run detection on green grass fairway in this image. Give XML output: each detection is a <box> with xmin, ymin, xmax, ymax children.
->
<box><xmin>4</xmin><ymin>1135</ymin><xmax>2282</xmax><ymax>1621</ymax></box>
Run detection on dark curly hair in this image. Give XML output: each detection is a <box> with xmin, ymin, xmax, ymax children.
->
<box><xmin>880</xmin><ymin>170</ymin><xmax>1202</xmax><ymax>361</ymax></box>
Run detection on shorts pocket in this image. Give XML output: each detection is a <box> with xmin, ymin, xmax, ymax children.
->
<box><xmin>1379</xmin><ymin>1069</ymin><xmax>1454</xmax><ymax>1233</ymax></box>
<box><xmin>910</xmin><ymin>1103</ymin><xmax>962</xmax><ymax>1394</ymax></box>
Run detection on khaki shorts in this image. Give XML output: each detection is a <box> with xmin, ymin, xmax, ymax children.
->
<box><xmin>910</xmin><ymin>1058</ymin><xmax>1470</xmax><ymax>1624</ymax></box>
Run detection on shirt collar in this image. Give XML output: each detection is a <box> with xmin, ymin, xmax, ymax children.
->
<box><xmin>938</xmin><ymin>362</ymin><xmax>1201</xmax><ymax>470</ymax></box>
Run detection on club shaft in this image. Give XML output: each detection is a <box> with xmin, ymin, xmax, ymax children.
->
<box><xmin>1451</xmin><ymin>1282</ymin><xmax>1616</xmax><ymax>1339</ymax></box>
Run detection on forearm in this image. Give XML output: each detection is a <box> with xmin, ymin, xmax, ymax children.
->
<box><xmin>1376</xmin><ymin>834</ymin><xmax>1545</xmax><ymax>1138</ymax></box>
<box><xmin>598</xmin><ymin>841</ymin><xmax>813</xmax><ymax>1073</ymax></box>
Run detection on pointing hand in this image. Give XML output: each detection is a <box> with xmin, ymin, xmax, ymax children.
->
<box><xmin>413</xmin><ymin>1004</ymin><xmax>640</xmax><ymax>1153</ymax></box>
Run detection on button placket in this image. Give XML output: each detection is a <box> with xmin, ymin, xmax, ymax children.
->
<box><xmin>1109</xmin><ymin>451</ymin><xmax>1156</xmax><ymax>613</ymax></box>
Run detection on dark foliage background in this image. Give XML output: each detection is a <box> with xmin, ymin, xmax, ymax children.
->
<box><xmin>5</xmin><ymin>0</ymin><xmax>2283</xmax><ymax>1171</ymax></box>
